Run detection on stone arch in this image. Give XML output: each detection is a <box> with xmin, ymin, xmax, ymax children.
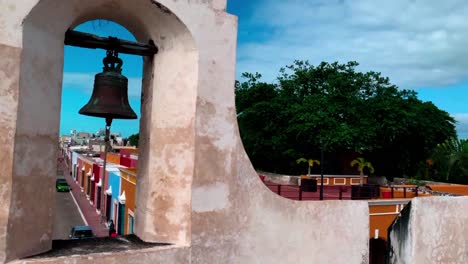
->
<box><xmin>6</xmin><ymin>0</ymin><xmax>197</xmax><ymax>260</ymax></box>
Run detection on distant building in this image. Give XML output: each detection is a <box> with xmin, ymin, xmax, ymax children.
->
<box><xmin>88</xmin><ymin>139</ymin><xmax>105</xmax><ymax>152</ymax></box>
<box><xmin>73</xmin><ymin>132</ymin><xmax>93</xmax><ymax>145</ymax></box>
<box><xmin>59</xmin><ymin>135</ymin><xmax>72</xmax><ymax>146</ymax></box>
<box><xmin>96</xmin><ymin>128</ymin><xmax>106</xmax><ymax>138</ymax></box>
<box><xmin>95</xmin><ymin>128</ymin><xmax>121</xmax><ymax>142</ymax></box>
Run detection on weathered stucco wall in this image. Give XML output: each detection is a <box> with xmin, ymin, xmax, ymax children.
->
<box><xmin>0</xmin><ymin>43</ymin><xmax>21</xmax><ymax>263</ymax></box>
<box><xmin>389</xmin><ymin>197</ymin><xmax>468</xmax><ymax>264</ymax></box>
<box><xmin>0</xmin><ymin>0</ymin><xmax>370</xmax><ymax>263</ymax></box>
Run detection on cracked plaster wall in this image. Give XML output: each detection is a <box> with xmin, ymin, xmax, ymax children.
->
<box><xmin>0</xmin><ymin>0</ymin><xmax>370</xmax><ymax>263</ymax></box>
<box><xmin>389</xmin><ymin>197</ymin><xmax>468</xmax><ymax>264</ymax></box>
<box><xmin>0</xmin><ymin>43</ymin><xmax>21</xmax><ymax>263</ymax></box>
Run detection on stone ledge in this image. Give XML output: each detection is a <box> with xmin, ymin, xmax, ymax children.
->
<box><xmin>11</xmin><ymin>236</ymin><xmax>186</xmax><ymax>264</ymax></box>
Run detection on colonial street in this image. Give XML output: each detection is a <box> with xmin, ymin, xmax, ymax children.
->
<box><xmin>53</xmin><ymin>163</ymin><xmax>85</xmax><ymax>240</ymax></box>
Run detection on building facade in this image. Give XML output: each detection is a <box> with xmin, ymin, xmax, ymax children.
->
<box><xmin>119</xmin><ymin>168</ymin><xmax>137</xmax><ymax>235</ymax></box>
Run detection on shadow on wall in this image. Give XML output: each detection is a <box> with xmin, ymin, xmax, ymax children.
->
<box><xmin>388</xmin><ymin>202</ymin><xmax>412</xmax><ymax>264</ymax></box>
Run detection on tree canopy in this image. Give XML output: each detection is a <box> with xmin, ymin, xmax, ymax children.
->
<box><xmin>128</xmin><ymin>133</ymin><xmax>139</xmax><ymax>147</ymax></box>
<box><xmin>236</xmin><ymin>61</ymin><xmax>456</xmax><ymax>179</ymax></box>
<box><xmin>429</xmin><ymin>138</ymin><xmax>468</xmax><ymax>184</ymax></box>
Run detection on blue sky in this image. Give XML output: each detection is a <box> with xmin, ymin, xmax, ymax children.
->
<box><xmin>61</xmin><ymin>0</ymin><xmax>468</xmax><ymax>138</ymax></box>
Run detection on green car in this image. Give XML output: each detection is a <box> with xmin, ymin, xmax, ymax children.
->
<box><xmin>56</xmin><ymin>178</ymin><xmax>70</xmax><ymax>192</ymax></box>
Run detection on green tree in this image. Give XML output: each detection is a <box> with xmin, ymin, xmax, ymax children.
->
<box><xmin>235</xmin><ymin>72</ymin><xmax>278</xmax><ymax>114</ymax></box>
<box><xmin>430</xmin><ymin>138</ymin><xmax>468</xmax><ymax>183</ymax></box>
<box><xmin>236</xmin><ymin>60</ymin><xmax>456</xmax><ymax>177</ymax></box>
<box><xmin>350</xmin><ymin>157</ymin><xmax>375</xmax><ymax>185</ymax></box>
<box><xmin>128</xmin><ymin>133</ymin><xmax>139</xmax><ymax>147</ymax></box>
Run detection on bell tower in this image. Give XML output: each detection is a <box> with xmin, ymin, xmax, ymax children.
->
<box><xmin>0</xmin><ymin>1</ymin><xmax>381</xmax><ymax>264</ymax></box>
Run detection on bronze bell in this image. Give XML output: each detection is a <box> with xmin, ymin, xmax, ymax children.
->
<box><xmin>79</xmin><ymin>50</ymin><xmax>137</xmax><ymax>120</ymax></box>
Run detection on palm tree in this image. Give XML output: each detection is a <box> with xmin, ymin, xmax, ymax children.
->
<box><xmin>432</xmin><ymin>138</ymin><xmax>468</xmax><ymax>182</ymax></box>
<box><xmin>296</xmin><ymin>158</ymin><xmax>320</xmax><ymax>177</ymax></box>
<box><xmin>350</xmin><ymin>157</ymin><xmax>374</xmax><ymax>185</ymax></box>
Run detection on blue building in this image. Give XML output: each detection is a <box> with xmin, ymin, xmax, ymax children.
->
<box><xmin>106</xmin><ymin>167</ymin><xmax>122</xmax><ymax>228</ymax></box>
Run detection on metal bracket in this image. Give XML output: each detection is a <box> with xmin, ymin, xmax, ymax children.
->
<box><xmin>65</xmin><ymin>30</ymin><xmax>158</xmax><ymax>56</ymax></box>
<box><xmin>102</xmin><ymin>50</ymin><xmax>123</xmax><ymax>73</ymax></box>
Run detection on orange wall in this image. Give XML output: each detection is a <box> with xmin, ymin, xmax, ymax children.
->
<box><xmin>106</xmin><ymin>153</ymin><xmax>120</xmax><ymax>165</ymax></box>
<box><xmin>369</xmin><ymin>203</ymin><xmax>407</xmax><ymax>241</ymax></box>
<box><xmin>127</xmin><ymin>149</ymin><xmax>138</xmax><ymax>154</ymax></box>
<box><xmin>380</xmin><ymin>187</ymin><xmax>431</xmax><ymax>199</ymax></box>
<box><xmin>427</xmin><ymin>185</ymin><xmax>468</xmax><ymax>195</ymax></box>
<box><xmin>81</xmin><ymin>160</ymin><xmax>93</xmax><ymax>192</ymax></box>
<box><xmin>303</xmin><ymin>176</ymin><xmax>367</xmax><ymax>186</ymax></box>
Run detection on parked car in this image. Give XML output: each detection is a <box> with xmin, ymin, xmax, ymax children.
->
<box><xmin>69</xmin><ymin>226</ymin><xmax>94</xmax><ymax>239</ymax></box>
<box><xmin>56</xmin><ymin>178</ymin><xmax>70</xmax><ymax>192</ymax></box>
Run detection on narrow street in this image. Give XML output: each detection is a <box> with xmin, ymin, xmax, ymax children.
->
<box><xmin>52</xmin><ymin>162</ymin><xmax>85</xmax><ymax>240</ymax></box>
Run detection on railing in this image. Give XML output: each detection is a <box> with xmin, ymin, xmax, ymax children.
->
<box><xmin>351</xmin><ymin>184</ymin><xmax>381</xmax><ymax>200</ymax></box>
<box><xmin>263</xmin><ymin>181</ymin><xmax>423</xmax><ymax>201</ymax></box>
<box><xmin>263</xmin><ymin>182</ymin><xmax>350</xmax><ymax>200</ymax></box>
<box><xmin>381</xmin><ymin>186</ymin><xmax>419</xmax><ymax>199</ymax></box>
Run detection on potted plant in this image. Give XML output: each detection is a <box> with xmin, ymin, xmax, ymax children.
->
<box><xmin>296</xmin><ymin>158</ymin><xmax>320</xmax><ymax>192</ymax></box>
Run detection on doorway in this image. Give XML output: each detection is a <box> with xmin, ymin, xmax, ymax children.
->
<box><xmin>118</xmin><ymin>203</ymin><xmax>125</xmax><ymax>235</ymax></box>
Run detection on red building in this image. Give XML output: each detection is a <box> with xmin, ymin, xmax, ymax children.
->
<box><xmin>119</xmin><ymin>149</ymin><xmax>138</xmax><ymax>168</ymax></box>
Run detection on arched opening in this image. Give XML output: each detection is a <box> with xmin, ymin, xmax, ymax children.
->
<box><xmin>8</xmin><ymin>0</ymin><xmax>198</xmax><ymax>260</ymax></box>
<box><xmin>55</xmin><ymin>20</ymin><xmax>144</xmax><ymax>240</ymax></box>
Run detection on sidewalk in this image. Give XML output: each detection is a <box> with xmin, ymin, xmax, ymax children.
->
<box><xmin>58</xmin><ymin>159</ymin><xmax>109</xmax><ymax>237</ymax></box>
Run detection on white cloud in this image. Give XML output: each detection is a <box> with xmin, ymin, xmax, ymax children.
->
<box><xmin>63</xmin><ymin>72</ymin><xmax>142</xmax><ymax>98</ymax></box>
<box><xmin>452</xmin><ymin>113</ymin><xmax>468</xmax><ymax>139</ymax></box>
<box><xmin>237</xmin><ymin>0</ymin><xmax>468</xmax><ymax>89</ymax></box>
